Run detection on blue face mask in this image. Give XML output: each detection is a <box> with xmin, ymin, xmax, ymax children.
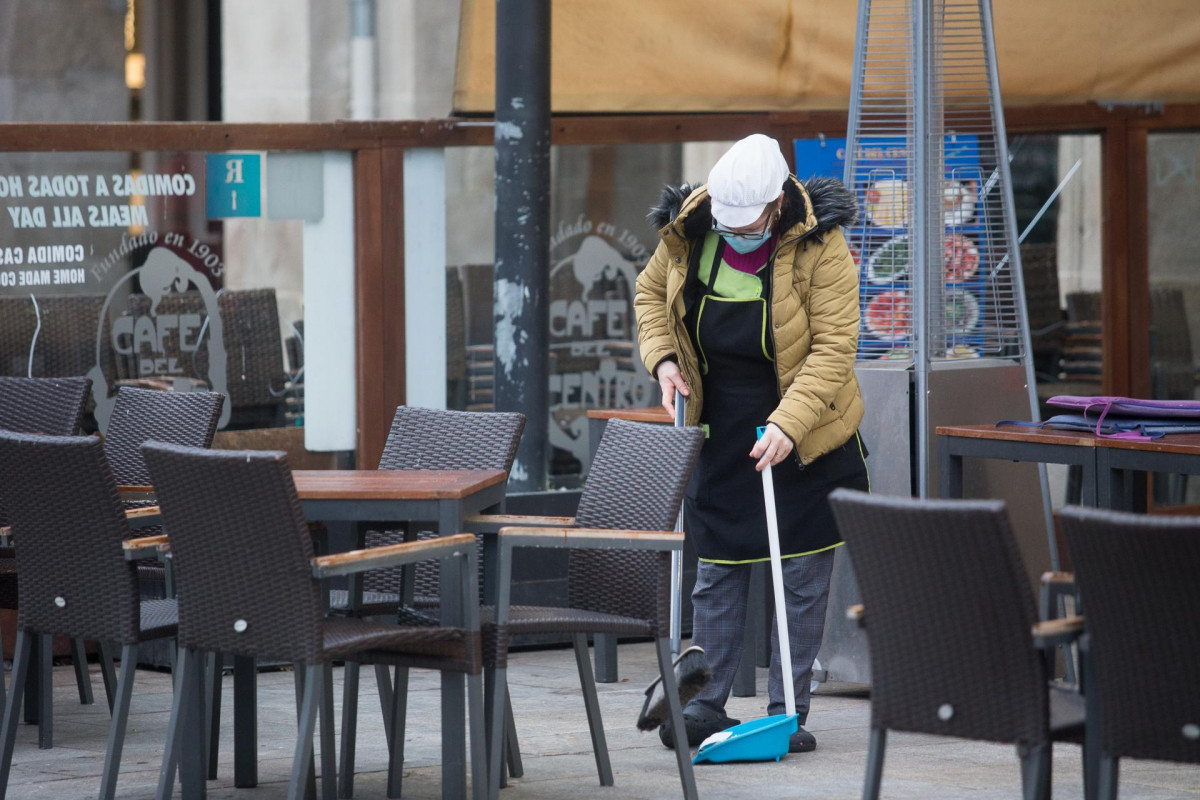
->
<box><xmin>720</xmin><ymin>232</ymin><xmax>770</xmax><ymax>255</ymax></box>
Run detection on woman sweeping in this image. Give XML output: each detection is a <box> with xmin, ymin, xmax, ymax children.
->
<box><xmin>635</xmin><ymin>134</ymin><xmax>869</xmax><ymax>753</ymax></box>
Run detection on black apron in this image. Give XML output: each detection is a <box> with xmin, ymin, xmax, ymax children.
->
<box><xmin>682</xmin><ymin>235</ymin><xmax>869</xmax><ymax>564</ymax></box>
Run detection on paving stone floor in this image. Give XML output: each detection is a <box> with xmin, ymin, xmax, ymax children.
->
<box><xmin>4</xmin><ymin>641</ymin><xmax>1199</xmax><ymax>799</ymax></box>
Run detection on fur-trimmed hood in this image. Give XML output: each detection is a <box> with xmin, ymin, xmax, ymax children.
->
<box><xmin>647</xmin><ymin>175</ymin><xmax>858</xmax><ymax>245</ymax></box>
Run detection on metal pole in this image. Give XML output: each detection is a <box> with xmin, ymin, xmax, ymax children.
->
<box><xmin>912</xmin><ymin>0</ymin><xmax>930</xmax><ymax>498</ymax></box>
<box><xmin>349</xmin><ymin>0</ymin><xmax>377</xmax><ymax>121</ymax></box>
<box><xmin>494</xmin><ymin>0</ymin><xmax>551</xmax><ymax>492</ymax></box>
<box><xmin>978</xmin><ymin>0</ymin><xmax>1059</xmax><ymax>569</ymax></box>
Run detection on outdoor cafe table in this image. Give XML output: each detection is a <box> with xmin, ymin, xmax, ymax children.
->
<box><xmin>938</xmin><ymin>424</ymin><xmax>1200</xmax><ymax>513</ymax></box>
<box><xmin>120</xmin><ymin>469</ymin><xmax>508</xmax><ymax>790</ymax></box>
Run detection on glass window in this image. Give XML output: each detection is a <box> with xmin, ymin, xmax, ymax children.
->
<box><xmin>1008</xmin><ymin>134</ymin><xmax>1104</xmax><ymax>412</ymax></box>
<box><xmin>1146</xmin><ymin>132</ymin><xmax>1200</xmax><ymax>504</ymax></box>
<box><xmin>0</xmin><ymin>149</ymin><xmax>349</xmax><ymax>468</ymax></box>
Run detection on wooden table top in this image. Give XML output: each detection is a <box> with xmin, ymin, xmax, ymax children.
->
<box><xmin>291</xmin><ymin>469</ymin><xmax>508</xmax><ymax>501</ymax></box>
<box><xmin>937</xmin><ymin>424</ymin><xmax>1200</xmax><ymax>455</ymax></box>
<box><xmin>936</xmin><ymin>424</ymin><xmax>1100</xmax><ymax>447</ymax></box>
<box><xmin>585</xmin><ymin>407</ymin><xmax>672</xmax><ymax>423</ymax></box>
<box><xmin>1094</xmin><ymin>433</ymin><xmax>1200</xmax><ymax>454</ymax></box>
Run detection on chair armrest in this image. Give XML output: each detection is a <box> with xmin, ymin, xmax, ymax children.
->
<box><xmin>463</xmin><ymin>514</ymin><xmax>576</xmax><ymax>535</ymax></box>
<box><xmin>846</xmin><ymin>604</ymin><xmax>865</xmax><ymax>628</ymax></box>
<box><xmin>125</xmin><ymin>505</ymin><xmax>161</xmax><ymax>520</ymax></box>
<box><xmin>311</xmin><ymin>532</ymin><xmax>477</xmax><ymax>578</ymax></box>
<box><xmin>1031</xmin><ymin>615</ymin><xmax>1084</xmax><ymax>649</ymax></box>
<box><xmin>497</xmin><ymin>526</ymin><xmax>683</xmax><ymax>551</ymax></box>
<box><xmin>123</xmin><ymin>534</ymin><xmax>169</xmax><ymax>560</ymax></box>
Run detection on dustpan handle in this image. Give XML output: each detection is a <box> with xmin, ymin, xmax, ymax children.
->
<box><xmin>758</xmin><ymin>427</ymin><xmax>796</xmax><ymax>718</ymax></box>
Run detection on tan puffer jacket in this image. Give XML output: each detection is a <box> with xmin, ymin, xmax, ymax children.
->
<box><xmin>634</xmin><ymin>175</ymin><xmax>864</xmax><ymax>465</ymax></box>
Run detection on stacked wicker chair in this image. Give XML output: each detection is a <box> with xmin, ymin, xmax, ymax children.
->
<box><xmin>143</xmin><ymin>442</ymin><xmax>488</xmax><ymax>800</ymax></box>
<box><xmin>828</xmin><ymin>490</ymin><xmax>1089</xmax><ymax>800</ymax></box>
<box><xmin>0</xmin><ymin>432</ymin><xmax>178</xmax><ymax>800</ymax></box>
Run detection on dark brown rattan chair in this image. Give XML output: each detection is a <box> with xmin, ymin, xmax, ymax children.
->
<box><xmin>478</xmin><ymin>418</ymin><xmax>705</xmax><ymax>800</ymax></box>
<box><xmin>333</xmin><ymin>405</ymin><xmax>525</xmax><ymax>797</ymax></box>
<box><xmin>827</xmin><ymin>490</ymin><xmax>1087</xmax><ymax>800</ymax></box>
<box><xmin>1058</xmin><ymin>506</ymin><xmax>1200</xmax><ymax>800</ymax></box>
<box><xmin>126</xmin><ymin>289</ymin><xmax>288</xmax><ymax>429</ymax></box>
<box><xmin>0</xmin><ymin>431</ymin><xmax>178</xmax><ymax>800</ymax></box>
<box><xmin>0</xmin><ymin>376</ymin><xmax>93</xmax><ymax>711</ymax></box>
<box><xmin>84</xmin><ymin>386</ymin><xmax>225</xmax><ymax>714</ymax></box>
<box><xmin>142</xmin><ymin>442</ymin><xmax>487</xmax><ymax>800</ymax></box>
<box><xmin>0</xmin><ymin>295</ymin><xmax>116</xmax><ymax>387</ymax></box>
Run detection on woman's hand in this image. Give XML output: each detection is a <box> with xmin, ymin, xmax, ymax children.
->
<box><xmin>656</xmin><ymin>360</ymin><xmax>689</xmax><ymax>418</ymax></box>
<box><xmin>750</xmin><ymin>423</ymin><xmax>794</xmax><ymax>472</ymax></box>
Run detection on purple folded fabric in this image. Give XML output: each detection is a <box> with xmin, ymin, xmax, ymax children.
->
<box><xmin>1045</xmin><ymin>395</ymin><xmax>1200</xmax><ymax>440</ymax></box>
<box><xmin>1047</xmin><ymin>395</ymin><xmax>1200</xmax><ymax>418</ymax></box>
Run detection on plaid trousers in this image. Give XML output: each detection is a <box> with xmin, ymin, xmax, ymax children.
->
<box><xmin>689</xmin><ymin>548</ymin><xmax>836</xmax><ymax>723</ymax></box>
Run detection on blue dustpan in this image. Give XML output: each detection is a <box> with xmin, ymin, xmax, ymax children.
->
<box><xmin>692</xmin><ymin>713</ymin><xmax>798</xmax><ymax>764</ymax></box>
<box><xmin>694</xmin><ymin>428</ymin><xmax>800</xmax><ymax>765</ymax></box>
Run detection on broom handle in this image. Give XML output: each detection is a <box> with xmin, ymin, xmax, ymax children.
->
<box><xmin>670</xmin><ymin>390</ymin><xmax>686</xmax><ymax>657</ymax></box>
<box><xmin>761</xmin><ymin>457</ymin><xmax>796</xmax><ymax>717</ymax></box>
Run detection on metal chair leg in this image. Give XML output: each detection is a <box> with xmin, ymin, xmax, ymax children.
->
<box><xmin>1097</xmin><ymin>754</ymin><xmax>1118</xmax><ymax>800</ymax></box>
<box><xmin>654</xmin><ymin>637</ymin><xmax>698</xmax><ymax>800</ymax></box>
<box><xmin>0</xmin><ymin>631</ymin><xmax>33</xmax><ymax>794</ymax></box>
<box><xmin>204</xmin><ymin>652</ymin><xmax>222</xmax><ymax>780</ymax></box>
<box><xmin>503</xmin><ymin>683</ymin><xmax>523</xmax><ymax>778</ymax></box>
<box><xmin>70</xmin><ymin>638</ymin><xmax>93</xmax><ymax>705</ymax></box>
<box><xmin>1018</xmin><ymin>742</ymin><xmax>1052</xmax><ymax>800</ymax></box>
<box><xmin>98</xmin><ymin>640</ymin><xmax>119</xmax><ymax>713</ymax></box>
<box><xmin>290</xmin><ymin>664</ymin><xmax>322</xmax><ymax>800</ymax></box>
<box><xmin>572</xmin><ymin>634</ymin><xmax>613</xmax><ymax>786</ymax></box>
<box><xmin>37</xmin><ymin>633</ymin><xmax>52</xmax><ymax>749</ymax></box>
<box><xmin>338</xmin><ymin>660</ymin><xmax>360</xmax><ymax>799</ymax></box>
<box><xmin>863</xmin><ymin>727</ymin><xmax>886</xmax><ymax>800</ymax></box>
<box><xmin>156</xmin><ymin>645</ymin><xmax>189</xmax><ymax>800</ymax></box>
<box><xmin>485</xmin><ymin>667</ymin><xmax>508</xmax><ymax>800</ymax></box>
<box><xmin>373</xmin><ymin>664</ymin><xmax>395</xmax><ymax>749</ymax></box>
<box><xmin>319</xmin><ymin>663</ymin><xmax>336</xmax><ymax>800</ymax></box>
<box><xmin>180</xmin><ymin>649</ymin><xmax>207</xmax><ymax>800</ymax></box>
<box><xmin>98</xmin><ymin>644</ymin><xmax>138</xmax><ymax>800</ymax></box>
<box><xmin>233</xmin><ymin>655</ymin><xmax>257</xmax><ymax>788</ymax></box>
<box><xmin>466</xmin><ymin>671</ymin><xmax>487</xmax><ymax>800</ymax></box>
<box><xmin>385</xmin><ymin>667</ymin><xmax>410</xmax><ymax>799</ymax></box>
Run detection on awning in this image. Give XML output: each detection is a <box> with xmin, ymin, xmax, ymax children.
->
<box><xmin>455</xmin><ymin>0</ymin><xmax>1200</xmax><ymax>113</ymax></box>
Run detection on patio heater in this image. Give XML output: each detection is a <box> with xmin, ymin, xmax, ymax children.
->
<box><xmin>817</xmin><ymin>0</ymin><xmax>1054</xmax><ymax>685</ymax></box>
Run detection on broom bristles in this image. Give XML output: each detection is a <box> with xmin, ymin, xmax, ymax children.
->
<box><xmin>636</xmin><ymin>646</ymin><xmax>712</xmax><ymax>731</ymax></box>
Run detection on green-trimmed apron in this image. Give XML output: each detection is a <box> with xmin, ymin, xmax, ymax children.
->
<box><xmin>682</xmin><ymin>237</ymin><xmax>866</xmax><ymax>563</ymax></box>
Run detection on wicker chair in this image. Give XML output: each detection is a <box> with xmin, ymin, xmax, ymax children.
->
<box><xmin>827</xmin><ymin>490</ymin><xmax>1088</xmax><ymax>800</ymax></box>
<box><xmin>84</xmin><ymin>386</ymin><xmax>225</xmax><ymax>713</ymax></box>
<box><xmin>126</xmin><ymin>289</ymin><xmax>288</xmax><ymax>428</ymax></box>
<box><xmin>0</xmin><ymin>432</ymin><xmax>178</xmax><ymax>800</ymax></box>
<box><xmin>0</xmin><ymin>376</ymin><xmax>93</xmax><ymax>711</ymax></box>
<box><xmin>475</xmin><ymin>418</ymin><xmax>705</xmax><ymax>800</ymax></box>
<box><xmin>142</xmin><ymin>442</ymin><xmax>487</xmax><ymax>800</ymax></box>
<box><xmin>1058</xmin><ymin>506</ymin><xmax>1200</xmax><ymax>800</ymax></box>
<box><xmin>0</xmin><ymin>295</ymin><xmax>115</xmax><ymax>388</ymax></box>
<box><xmin>333</xmin><ymin>405</ymin><xmax>525</xmax><ymax>797</ymax></box>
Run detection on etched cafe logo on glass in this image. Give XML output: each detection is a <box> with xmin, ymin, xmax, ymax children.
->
<box><xmin>88</xmin><ymin>246</ymin><xmax>230</xmax><ymax>430</ymax></box>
